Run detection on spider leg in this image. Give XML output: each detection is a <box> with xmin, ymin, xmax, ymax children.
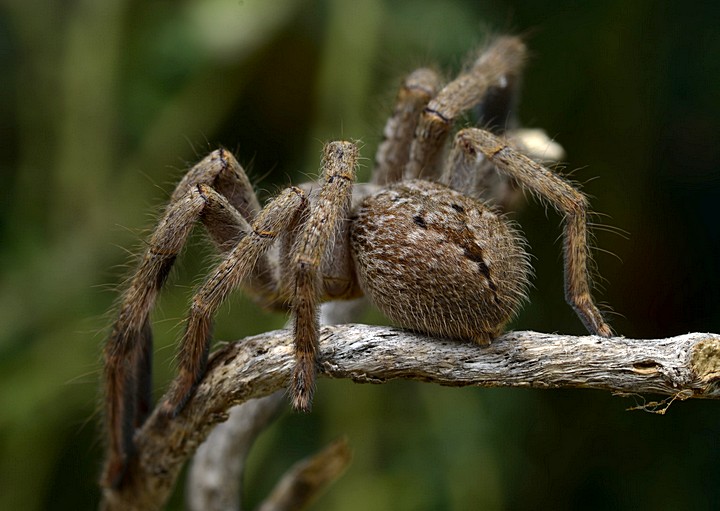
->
<box><xmin>172</xmin><ymin>148</ymin><xmax>261</xmax><ymax>222</ymax></box>
<box><xmin>103</xmin><ymin>184</ymin><xmax>231</xmax><ymax>487</ymax></box>
<box><xmin>159</xmin><ymin>185</ymin><xmax>308</xmax><ymax>417</ymax></box>
<box><xmin>404</xmin><ymin>36</ymin><xmax>526</xmax><ymax>180</ymax></box>
<box><xmin>474</xmin><ymin>128</ymin><xmax>567</xmax><ymax>210</ymax></box>
<box><xmin>449</xmin><ymin>127</ymin><xmax>613</xmax><ymax>337</ymax></box>
<box><xmin>102</xmin><ymin>150</ymin><xmax>274</xmax><ymax>488</ymax></box>
<box><xmin>442</xmin><ymin>127</ymin><xmax>566</xmax><ymax>208</ymax></box>
<box><xmin>291</xmin><ymin>141</ymin><xmax>358</xmax><ymax>412</ymax></box>
<box><xmin>373</xmin><ymin>68</ymin><xmax>439</xmax><ymax>185</ymax></box>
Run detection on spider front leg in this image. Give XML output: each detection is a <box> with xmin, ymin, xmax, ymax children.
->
<box><xmin>102</xmin><ymin>150</ymin><xmax>273</xmax><ymax>488</ymax></box>
<box><xmin>448</xmin><ymin>127</ymin><xmax>613</xmax><ymax>337</ymax></box>
<box><xmin>102</xmin><ymin>189</ymin><xmax>205</xmax><ymax>488</ymax></box>
<box><xmin>160</xmin><ymin>185</ymin><xmax>308</xmax><ymax>417</ymax></box>
<box><xmin>291</xmin><ymin>141</ymin><xmax>358</xmax><ymax>411</ymax></box>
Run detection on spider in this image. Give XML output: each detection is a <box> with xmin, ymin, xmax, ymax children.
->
<box><xmin>102</xmin><ymin>36</ymin><xmax>612</xmax><ymax>488</ymax></box>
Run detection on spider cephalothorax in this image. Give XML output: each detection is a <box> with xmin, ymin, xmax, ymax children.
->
<box><xmin>102</xmin><ymin>36</ymin><xmax>612</xmax><ymax>488</ymax></box>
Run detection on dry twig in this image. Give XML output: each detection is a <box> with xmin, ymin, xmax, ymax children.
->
<box><xmin>186</xmin><ymin>392</ymin><xmax>285</xmax><ymax>511</ymax></box>
<box><xmin>256</xmin><ymin>438</ymin><xmax>351</xmax><ymax>511</ymax></box>
<box><xmin>100</xmin><ymin>325</ymin><xmax>720</xmax><ymax>510</ymax></box>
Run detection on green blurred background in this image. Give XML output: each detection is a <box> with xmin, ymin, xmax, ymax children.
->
<box><xmin>2</xmin><ymin>0</ymin><xmax>720</xmax><ymax>509</ymax></box>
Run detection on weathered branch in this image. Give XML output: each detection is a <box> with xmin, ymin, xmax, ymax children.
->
<box><xmin>256</xmin><ymin>437</ymin><xmax>351</xmax><ymax>511</ymax></box>
<box><xmin>185</xmin><ymin>301</ymin><xmax>366</xmax><ymax>511</ymax></box>
<box><xmin>100</xmin><ymin>325</ymin><xmax>720</xmax><ymax>511</ymax></box>
<box><xmin>186</xmin><ymin>392</ymin><xmax>285</xmax><ymax>511</ymax></box>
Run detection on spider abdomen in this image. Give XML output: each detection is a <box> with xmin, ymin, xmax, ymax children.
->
<box><xmin>350</xmin><ymin>180</ymin><xmax>530</xmax><ymax>344</ymax></box>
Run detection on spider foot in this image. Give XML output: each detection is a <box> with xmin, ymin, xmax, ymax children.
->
<box><xmin>595</xmin><ymin>322</ymin><xmax>614</xmax><ymax>338</ymax></box>
<box><xmin>158</xmin><ymin>374</ymin><xmax>199</xmax><ymax>419</ymax></box>
<box><xmin>291</xmin><ymin>356</ymin><xmax>317</xmax><ymax>413</ymax></box>
<box><xmin>573</xmin><ymin>301</ymin><xmax>613</xmax><ymax>338</ymax></box>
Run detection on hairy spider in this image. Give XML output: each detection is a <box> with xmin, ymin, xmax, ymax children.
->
<box><xmin>102</xmin><ymin>36</ymin><xmax>612</xmax><ymax>488</ymax></box>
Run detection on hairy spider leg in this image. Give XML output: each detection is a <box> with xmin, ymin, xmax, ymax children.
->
<box><xmin>102</xmin><ymin>186</ymin><xmax>221</xmax><ymax>486</ymax></box>
<box><xmin>450</xmin><ymin>127</ymin><xmax>613</xmax><ymax>337</ymax></box>
<box><xmin>102</xmin><ymin>150</ymin><xmax>276</xmax><ymax>488</ymax></box>
<box><xmin>404</xmin><ymin>36</ymin><xmax>527</xmax><ymax>181</ymax></box>
<box><xmin>160</xmin><ymin>185</ymin><xmax>308</xmax><ymax>417</ymax></box>
<box><xmin>373</xmin><ymin>68</ymin><xmax>440</xmax><ymax>185</ymax></box>
<box><xmin>291</xmin><ymin>141</ymin><xmax>358</xmax><ymax>411</ymax></box>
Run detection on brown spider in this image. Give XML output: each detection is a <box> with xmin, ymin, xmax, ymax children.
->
<box><xmin>101</xmin><ymin>36</ymin><xmax>612</xmax><ymax>488</ymax></box>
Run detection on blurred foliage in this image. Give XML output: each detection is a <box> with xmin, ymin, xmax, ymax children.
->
<box><xmin>1</xmin><ymin>0</ymin><xmax>720</xmax><ymax>509</ymax></box>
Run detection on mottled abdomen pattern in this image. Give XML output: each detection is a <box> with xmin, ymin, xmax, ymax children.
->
<box><xmin>350</xmin><ymin>180</ymin><xmax>530</xmax><ymax>344</ymax></box>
